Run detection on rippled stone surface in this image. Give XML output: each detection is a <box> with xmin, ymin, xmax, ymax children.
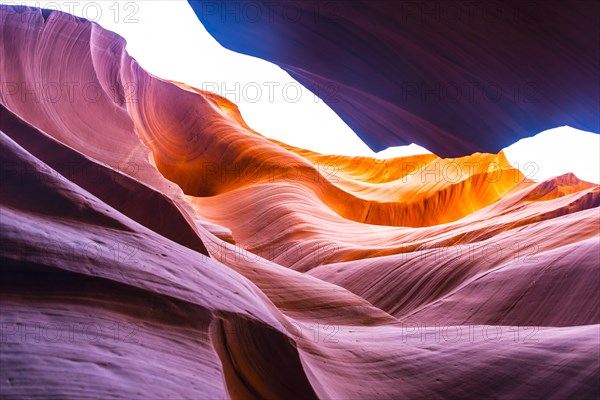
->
<box><xmin>1</xmin><ymin>6</ymin><xmax>599</xmax><ymax>399</ymax></box>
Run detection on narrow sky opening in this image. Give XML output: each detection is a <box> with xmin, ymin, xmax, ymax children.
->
<box><xmin>10</xmin><ymin>0</ymin><xmax>600</xmax><ymax>183</ymax></box>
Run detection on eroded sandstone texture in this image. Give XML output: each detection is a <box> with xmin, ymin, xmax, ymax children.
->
<box><xmin>1</xmin><ymin>6</ymin><xmax>599</xmax><ymax>399</ymax></box>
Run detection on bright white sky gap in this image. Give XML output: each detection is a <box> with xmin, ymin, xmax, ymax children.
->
<box><xmin>9</xmin><ymin>0</ymin><xmax>600</xmax><ymax>183</ymax></box>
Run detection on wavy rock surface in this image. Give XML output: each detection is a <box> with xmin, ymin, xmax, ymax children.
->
<box><xmin>1</xmin><ymin>6</ymin><xmax>599</xmax><ymax>399</ymax></box>
<box><xmin>189</xmin><ymin>0</ymin><xmax>600</xmax><ymax>157</ymax></box>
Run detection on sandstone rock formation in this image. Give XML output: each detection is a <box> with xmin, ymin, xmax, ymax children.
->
<box><xmin>1</xmin><ymin>6</ymin><xmax>599</xmax><ymax>399</ymax></box>
<box><xmin>189</xmin><ymin>0</ymin><xmax>600</xmax><ymax>157</ymax></box>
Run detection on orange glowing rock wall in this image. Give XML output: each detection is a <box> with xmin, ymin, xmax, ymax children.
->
<box><xmin>1</xmin><ymin>6</ymin><xmax>599</xmax><ymax>399</ymax></box>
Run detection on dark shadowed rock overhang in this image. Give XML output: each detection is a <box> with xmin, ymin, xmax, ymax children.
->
<box><xmin>189</xmin><ymin>0</ymin><xmax>600</xmax><ymax>157</ymax></box>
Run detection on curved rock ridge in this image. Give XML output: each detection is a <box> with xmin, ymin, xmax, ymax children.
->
<box><xmin>189</xmin><ymin>0</ymin><xmax>600</xmax><ymax>157</ymax></box>
<box><xmin>1</xmin><ymin>6</ymin><xmax>599</xmax><ymax>399</ymax></box>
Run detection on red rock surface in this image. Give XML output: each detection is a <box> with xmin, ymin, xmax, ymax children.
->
<box><xmin>1</xmin><ymin>6</ymin><xmax>599</xmax><ymax>399</ymax></box>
